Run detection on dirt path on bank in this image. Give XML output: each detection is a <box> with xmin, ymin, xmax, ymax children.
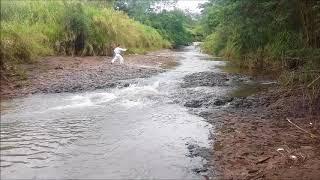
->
<box><xmin>1</xmin><ymin>50</ymin><xmax>177</xmax><ymax>99</ymax></box>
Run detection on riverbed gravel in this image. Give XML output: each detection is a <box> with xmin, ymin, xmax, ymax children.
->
<box><xmin>1</xmin><ymin>50</ymin><xmax>177</xmax><ymax>99</ymax></box>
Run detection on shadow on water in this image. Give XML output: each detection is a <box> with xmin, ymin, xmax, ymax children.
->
<box><xmin>230</xmin><ymin>82</ymin><xmax>274</xmax><ymax>98</ymax></box>
<box><xmin>214</xmin><ymin>61</ymin><xmax>278</xmax><ymax>98</ymax></box>
<box><xmin>220</xmin><ymin>61</ymin><xmax>280</xmax><ymax>79</ymax></box>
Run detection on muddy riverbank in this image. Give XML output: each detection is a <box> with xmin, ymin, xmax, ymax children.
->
<box><xmin>208</xmin><ymin>87</ymin><xmax>320</xmax><ymax>179</ymax></box>
<box><xmin>1</xmin><ymin>49</ymin><xmax>177</xmax><ymax>99</ymax></box>
<box><xmin>177</xmin><ymin>70</ymin><xmax>320</xmax><ymax>179</ymax></box>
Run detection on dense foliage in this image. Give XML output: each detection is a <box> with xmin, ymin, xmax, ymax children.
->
<box><xmin>114</xmin><ymin>0</ymin><xmax>193</xmax><ymax>46</ymax></box>
<box><xmin>200</xmin><ymin>0</ymin><xmax>320</xmax><ymax>89</ymax></box>
<box><xmin>145</xmin><ymin>10</ymin><xmax>193</xmax><ymax>46</ymax></box>
<box><xmin>0</xmin><ymin>0</ymin><xmax>170</xmax><ymax>76</ymax></box>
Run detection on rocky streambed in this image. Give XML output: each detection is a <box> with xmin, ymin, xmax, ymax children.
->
<box><xmin>1</xmin><ymin>50</ymin><xmax>177</xmax><ymax>99</ymax></box>
<box><xmin>1</xmin><ymin>46</ymin><xmax>319</xmax><ymax>179</ymax></box>
<box><xmin>177</xmin><ymin>70</ymin><xmax>320</xmax><ymax>179</ymax></box>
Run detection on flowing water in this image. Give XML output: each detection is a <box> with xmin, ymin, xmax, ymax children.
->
<box><xmin>0</xmin><ymin>46</ymin><xmax>227</xmax><ymax>179</ymax></box>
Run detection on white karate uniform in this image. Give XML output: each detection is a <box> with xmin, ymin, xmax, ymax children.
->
<box><xmin>111</xmin><ymin>47</ymin><xmax>127</xmax><ymax>64</ymax></box>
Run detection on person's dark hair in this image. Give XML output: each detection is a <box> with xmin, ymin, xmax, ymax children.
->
<box><xmin>117</xmin><ymin>44</ymin><xmax>120</xmax><ymax>47</ymax></box>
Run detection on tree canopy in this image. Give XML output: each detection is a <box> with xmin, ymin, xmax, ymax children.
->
<box><xmin>200</xmin><ymin>0</ymin><xmax>319</xmax><ymax>66</ymax></box>
<box><xmin>113</xmin><ymin>0</ymin><xmax>193</xmax><ymax>46</ymax></box>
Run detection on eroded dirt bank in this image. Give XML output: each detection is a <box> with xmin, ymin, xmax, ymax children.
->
<box><xmin>179</xmin><ymin>70</ymin><xmax>320</xmax><ymax>179</ymax></box>
<box><xmin>1</xmin><ymin>50</ymin><xmax>177</xmax><ymax>99</ymax></box>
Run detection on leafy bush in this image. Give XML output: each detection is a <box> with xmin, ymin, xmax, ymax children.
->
<box><xmin>200</xmin><ymin>0</ymin><xmax>319</xmax><ymax>75</ymax></box>
<box><xmin>143</xmin><ymin>10</ymin><xmax>193</xmax><ymax>47</ymax></box>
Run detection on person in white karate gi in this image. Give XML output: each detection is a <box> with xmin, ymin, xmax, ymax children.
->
<box><xmin>111</xmin><ymin>44</ymin><xmax>127</xmax><ymax>64</ymax></box>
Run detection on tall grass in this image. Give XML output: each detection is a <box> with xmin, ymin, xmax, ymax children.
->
<box><xmin>202</xmin><ymin>23</ymin><xmax>320</xmax><ymax>110</ymax></box>
<box><xmin>202</xmin><ymin>28</ymin><xmax>320</xmax><ymax>76</ymax></box>
<box><xmin>0</xmin><ymin>0</ymin><xmax>170</xmax><ymax>76</ymax></box>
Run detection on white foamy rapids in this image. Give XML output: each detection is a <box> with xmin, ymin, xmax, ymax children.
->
<box><xmin>120</xmin><ymin>99</ymin><xmax>143</xmax><ymax>108</ymax></box>
<box><xmin>50</xmin><ymin>92</ymin><xmax>117</xmax><ymax>110</ymax></box>
<box><xmin>114</xmin><ymin>81</ymin><xmax>160</xmax><ymax>98</ymax></box>
<box><xmin>113</xmin><ymin>81</ymin><xmax>161</xmax><ymax>108</ymax></box>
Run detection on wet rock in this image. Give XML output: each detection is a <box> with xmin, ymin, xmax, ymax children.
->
<box><xmin>193</xmin><ymin>167</ymin><xmax>208</xmax><ymax>173</ymax></box>
<box><xmin>198</xmin><ymin>97</ymin><xmax>234</xmax><ymax>108</ymax></box>
<box><xmin>184</xmin><ymin>100</ymin><xmax>203</xmax><ymax>108</ymax></box>
<box><xmin>198</xmin><ymin>111</ymin><xmax>213</xmax><ymax>118</ymax></box>
<box><xmin>229</xmin><ymin>97</ymin><xmax>254</xmax><ymax>108</ymax></box>
<box><xmin>213</xmin><ymin>99</ymin><xmax>225</xmax><ymax>106</ymax></box>
<box><xmin>181</xmin><ymin>72</ymin><xmax>230</xmax><ymax>88</ymax></box>
<box><xmin>187</xmin><ymin>144</ymin><xmax>196</xmax><ymax>150</ymax></box>
<box><xmin>213</xmin><ymin>97</ymin><xmax>234</xmax><ymax>106</ymax></box>
<box><xmin>104</xmin><ymin>82</ymin><xmax>116</xmax><ymax>88</ymax></box>
<box><xmin>14</xmin><ymin>84</ymin><xmax>22</xmax><ymax>88</ymax></box>
<box><xmin>187</xmin><ymin>144</ymin><xmax>212</xmax><ymax>159</ymax></box>
<box><xmin>54</xmin><ymin>66</ymin><xmax>63</xmax><ymax>70</ymax></box>
<box><xmin>54</xmin><ymin>88</ymin><xmax>62</xmax><ymax>93</ymax></box>
<box><xmin>248</xmin><ymin>169</ymin><xmax>259</xmax><ymax>174</ymax></box>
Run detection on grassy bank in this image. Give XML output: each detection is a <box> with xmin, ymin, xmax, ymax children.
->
<box><xmin>202</xmin><ymin>31</ymin><xmax>320</xmax><ymax>112</ymax></box>
<box><xmin>200</xmin><ymin>0</ymin><xmax>320</xmax><ymax>108</ymax></box>
<box><xmin>0</xmin><ymin>0</ymin><xmax>170</xmax><ymax>77</ymax></box>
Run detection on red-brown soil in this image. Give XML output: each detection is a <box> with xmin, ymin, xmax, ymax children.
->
<box><xmin>206</xmin><ymin>88</ymin><xmax>320</xmax><ymax>179</ymax></box>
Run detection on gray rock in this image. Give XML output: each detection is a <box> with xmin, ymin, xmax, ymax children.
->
<box><xmin>184</xmin><ymin>100</ymin><xmax>203</xmax><ymax>108</ymax></box>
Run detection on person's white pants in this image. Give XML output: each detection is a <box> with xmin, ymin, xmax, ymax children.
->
<box><xmin>111</xmin><ymin>54</ymin><xmax>124</xmax><ymax>64</ymax></box>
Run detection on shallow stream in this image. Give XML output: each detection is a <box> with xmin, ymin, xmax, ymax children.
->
<box><xmin>0</xmin><ymin>45</ymin><xmax>269</xmax><ymax>179</ymax></box>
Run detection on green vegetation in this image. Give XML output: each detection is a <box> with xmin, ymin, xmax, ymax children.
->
<box><xmin>144</xmin><ymin>10</ymin><xmax>193</xmax><ymax>47</ymax></box>
<box><xmin>114</xmin><ymin>0</ymin><xmax>193</xmax><ymax>46</ymax></box>
<box><xmin>200</xmin><ymin>0</ymin><xmax>320</xmax><ymax>97</ymax></box>
<box><xmin>0</xmin><ymin>0</ymin><xmax>170</xmax><ymax>76</ymax></box>
<box><xmin>3</xmin><ymin>0</ymin><xmax>318</xmax><ymax>100</ymax></box>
